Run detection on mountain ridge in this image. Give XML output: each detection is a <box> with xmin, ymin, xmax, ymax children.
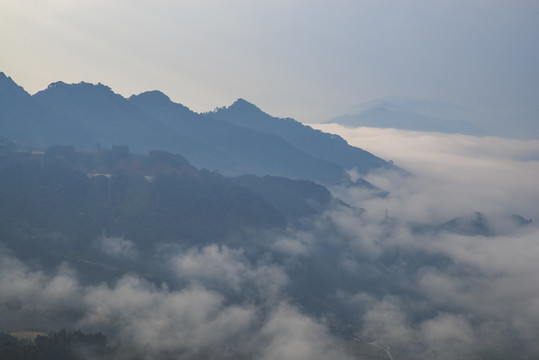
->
<box><xmin>207</xmin><ymin>98</ymin><xmax>394</xmax><ymax>173</ymax></box>
<box><xmin>328</xmin><ymin>97</ymin><xmax>488</xmax><ymax>136</ymax></box>
<box><xmin>1</xmin><ymin>72</ymin><xmax>397</xmax><ymax>184</ymax></box>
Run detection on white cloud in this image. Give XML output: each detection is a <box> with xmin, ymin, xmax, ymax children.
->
<box><xmin>260</xmin><ymin>303</ymin><xmax>352</xmax><ymax>360</ymax></box>
<box><xmin>313</xmin><ymin>125</ymin><xmax>539</xmax><ymax>222</ymax></box>
<box><xmin>3</xmin><ymin>124</ymin><xmax>539</xmax><ymax>357</ymax></box>
<box><xmin>0</xmin><ymin>247</ymin><xmax>79</xmax><ymax>304</ymax></box>
<box><xmin>271</xmin><ymin>232</ymin><xmax>312</xmax><ymax>256</ymax></box>
<box><xmin>300</xmin><ymin>126</ymin><xmax>539</xmax><ymax>356</ymax></box>
<box><xmin>80</xmin><ymin>276</ymin><xmax>257</xmax><ymax>354</ymax></box>
<box><xmin>170</xmin><ymin>244</ymin><xmax>288</xmax><ymax>300</ymax></box>
<box><xmin>97</xmin><ymin>235</ymin><xmax>139</xmax><ymax>260</ymax></box>
<box><xmin>0</xmin><ymin>245</ymin><xmax>354</xmax><ymax>359</ymax></box>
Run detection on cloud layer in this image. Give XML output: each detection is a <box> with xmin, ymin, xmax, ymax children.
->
<box><xmin>0</xmin><ymin>244</ymin><xmax>352</xmax><ymax>360</ymax></box>
<box><xmin>2</xmin><ymin>127</ymin><xmax>539</xmax><ymax>358</ymax></box>
<box><xmin>309</xmin><ymin>125</ymin><xmax>539</xmax><ymax>357</ymax></box>
<box><xmin>314</xmin><ymin>124</ymin><xmax>539</xmax><ymax>221</ymax></box>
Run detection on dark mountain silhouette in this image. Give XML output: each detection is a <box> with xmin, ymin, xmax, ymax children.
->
<box><xmin>32</xmin><ymin>81</ymin><xmax>202</xmax><ymax>154</ymax></box>
<box><xmin>207</xmin><ymin>98</ymin><xmax>394</xmax><ymax>173</ymax></box>
<box><xmin>129</xmin><ymin>91</ymin><xmax>345</xmax><ymax>182</ymax></box>
<box><xmin>0</xmin><ymin>72</ymin><xmax>396</xmax><ymax>184</ymax></box>
<box><xmin>0</xmin><ymin>146</ymin><xmax>341</xmax><ymax>258</ymax></box>
<box><xmin>0</xmin><ymin>73</ymin><xmax>82</xmax><ymax>147</ymax></box>
<box><xmin>231</xmin><ymin>174</ymin><xmax>341</xmax><ymax>220</ymax></box>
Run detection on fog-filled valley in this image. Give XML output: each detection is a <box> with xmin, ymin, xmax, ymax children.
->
<box><xmin>1</xmin><ymin>75</ymin><xmax>539</xmax><ymax>360</ymax></box>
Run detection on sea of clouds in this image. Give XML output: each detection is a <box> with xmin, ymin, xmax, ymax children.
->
<box><xmin>2</xmin><ymin>126</ymin><xmax>539</xmax><ymax>359</ymax></box>
<box><xmin>311</xmin><ymin>125</ymin><xmax>539</xmax><ymax>358</ymax></box>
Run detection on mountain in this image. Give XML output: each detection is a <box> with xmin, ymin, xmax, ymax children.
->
<box><xmin>33</xmin><ymin>81</ymin><xmax>191</xmax><ymax>152</ymax></box>
<box><xmin>129</xmin><ymin>91</ymin><xmax>345</xmax><ymax>182</ymax></box>
<box><xmin>0</xmin><ymin>73</ymin><xmax>396</xmax><ymax>184</ymax></box>
<box><xmin>409</xmin><ymin>211</ymin><xmax>532</xmax><ymax>237</ymax></box>
<box><xmin>32</xmin><ymin>82</ymin><xmax>239</xmax><ymax>170</ymax></box>
<box><xmin>231</xmin><ymin>174</ymin><xmax>341</xmax><ymax>220</ymax></box>
<box><xmin>328</xmin><ymin>97</ymin><xmax>488</xmax><ymax>136</ymax></box>
<box><xmin>0</xmin><ymin>146</ymin><xmax>348</xmax><ymax>259</ymax></box>
<box><xmin>207</xmin><ymin>98</ymin><xmax>394</xmax><ymax>173</ymax></box>
<box><xmin>437</xmin><ymin>211</ymin><xmax>493</xmax><ymax>236</ymax></box>
<box><xmin>1</xmin><ymin>143</ymin><xmax>536</xmax><ymax>359</ymax></box>
<box><xmin>0</xmin><ymin>73</ymin><xmax>81</xmax><ymax>147</ymax></box>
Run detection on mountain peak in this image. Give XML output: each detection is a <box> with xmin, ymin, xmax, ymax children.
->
<box><xmin>206</xmin><ymin>98</ymin><xmax>268</xmax><ymax>119</ymax></box>
<box><xmin>35</xmin><ymin>81</ymin><xmax>121</xmax><ymax>104</ymax></box>
<box><xmin>43</xmin><ymin>81</ymin><xmax>113</xmax><ymax>92</ymax></box>
<box><xmin>130</xmin><ymin>90</ymin><xmax>171</xmax><ymax>104</ymax></box>
<box><xmin>46</xmin><ymin>81</ymin><xmax>68</xmax><ymax>89</ymax></box>
<box><xmin>229</xmin><ymin>98</ymin><xmax>262</xmax><ymax>112</ymax></box>
<box><xmin>0</xmin><ymin>72</ymin><xmax>30</xmax><ymax>97</ymax></box>
<box><xmin>130</xmin><ymin>90</ymin><xmax>193</xmax><ymax>114</ymax></box>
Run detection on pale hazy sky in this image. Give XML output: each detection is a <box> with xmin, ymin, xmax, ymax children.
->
<box><xmin>1</xmin><ymin>0</ymin><xmax>538</xmax><ymax>122</ymax></box>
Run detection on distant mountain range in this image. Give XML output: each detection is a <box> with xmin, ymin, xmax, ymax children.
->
<box><xmin>328</xmin><ymin>96</ymin><xmax>539</xmax><ymax>139</ymax></box>
<box><xmin>328</xmin><ymin>97</ymin><xmax>488</xmax><ymax>136</ymax></box>
<box><xmin>0</xmin><ymin>72</ymin><xmax>397</xmax><ymax>184</ymax></box>
<box><xmin>206</xmin><ymin>99</ymin><xmax>389</xmax><ymax>175</ymax></box>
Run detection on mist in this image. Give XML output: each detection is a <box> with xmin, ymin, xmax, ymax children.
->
<box><xmin>0</xmin><ymin>244</ymin><xmax>353</xmax><ymax>360</ymax></box>
<box><xmin>314</xmin><ymin>124</ymin><xmax>539</xmax><ymax>221</ymax></box>
<box><xmin>307</xmin><ymin>124</ymin><xmax>539</xmax><ymax>357</ymax></box>
<box><xmin>2</xmin><ymin>0</ymin><xmax>538</xmax><ymax>122</ymax></box>
<box><xmin>2</xmin><ymin>126</ymin><xmax>539</xmax><ymax>358</ymax></box>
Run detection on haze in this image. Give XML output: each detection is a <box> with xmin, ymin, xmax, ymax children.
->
<box><xmin>1</xmin><ymin>0</ymin><xmax>538</xmax><ymax>123</ymax></box>
<box><xmin>2</xmin><ymin>1</ymin><xmax>539</xmax><ymax>358</ymax></box>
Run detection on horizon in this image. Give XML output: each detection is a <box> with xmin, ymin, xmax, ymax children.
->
<box><xmin>3</xmin><ymin>69</ymin><xmax>537</xmax><ymax>140</ymax></box>
<box><xmin>1</xmin><ymin>0</ymin><xmax>538</xmax><ymax>124</ymax></box>
<box><xmin>2</xmin><ymin>3</ymin><xmax>539</xmax><ymax>358</ymax></box>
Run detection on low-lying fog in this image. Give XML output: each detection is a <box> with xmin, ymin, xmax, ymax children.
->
<box><xmin>314</xmin><ymin>124</ymin><xmax>539</xmax><ymax>222</ymax></box>
<box><xmin>2</xmin><ymin>126</ymin><xmax>539</xmax><ymax>359</ymax></box>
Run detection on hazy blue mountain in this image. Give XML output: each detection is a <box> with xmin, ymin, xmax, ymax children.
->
<box><xmin>329</xmin><ymin>97</ymin><xmax>487</xmax><ymax>136</ymax></box>
<box><xmin>2</xmin><ymin>74</ymin><xmax>392</xmax><ymax>183</ymax></box>
<box><xmin>129</xmin><ymin>91</ymin><xmax>345</xmax><ymax>182</ymax></box>
<box><xmin>409</xmin><ymin>211</ymin><xmax>532</xmax><ymax>237</ymax></box>
<box><xmin>0</xmin><ymin>145</ymin><xmax>356</xmax><ymax>268</ymax></box>
<box><xmin>32</xmin><ymin>83</ymin><xmax>242</xmax><ymax>171</ymax></box>
<box><xmin>348</xmin><ymin>97</ymin><xmax>480</xmax><ymax>122</ymax></box>
<box><xmin>0</xmin><ymin>147</ymin><xmax>289</xmax><ymax>255</ymax></box>
<box><xmin>32</xmin><ymin>81</ymin><xmax>193</xmax><ymax>153</ymax></box>
<box><xmin>0</xmin><ymin>73</ymin><xmax>85</xmax><ymax>148</ymax></box>
<box><xmin>206</xmin><ymin>99</ymin><xmax>394</xmax><ymax>173</ymax></box>
<box><xmin>438</xmin><ymin>211</ymin><xmax>493</xmax><ymax>236</ymax></box>
<box><xmin>231</xmin><ymin>174</ymin><xmax>340</xmax><ymax>220</ymax></box>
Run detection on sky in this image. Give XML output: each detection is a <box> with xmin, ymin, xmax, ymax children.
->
<box><xmin>1</xmin><ymin>0</ymin><xmax>538</xmax><ymax>123</ymax></box>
